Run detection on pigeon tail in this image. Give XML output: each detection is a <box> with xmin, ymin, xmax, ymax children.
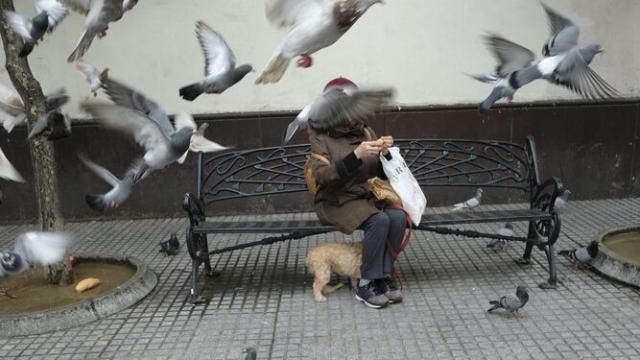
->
<box><xmin>19</xmin><ymin>41</ymin><xmax>35</xmax><ymax>58</ymax></box>
<box><xmin>255</xmin><ymin>53</ymin><xmax>290</xmax><ymax>84</ymax></box>
<box><xmin>487</xmin><ymin>300</ymin><xmax>501</xmax><ymax>312</ymax></box>
<box><xmin>67</xmin><ymin>30</ymin><xmax>94</xmax><ymax>63</ymax></box>
<box><xmin>85</xmin><ymin>194</ymin><xmax>107</xmax><ymax>213</ymax></box>
<box><xmin>479</xmin><ymin>86</ymin><xmax>505</xmax><ymax>114</ymax></box>
<box><xmin>178</xmin><ymin>83</ymin><xmax>204</xmax><ymax>101</ymax></box>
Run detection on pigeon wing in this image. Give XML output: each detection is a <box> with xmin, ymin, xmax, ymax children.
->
<box><xmin>484</xmin><ymin>35</ymin><xmax>535</xmax><ymax>76</ymax></box>
<box><xmin>173</xmin><ymin>113</ymin><xmax>197</xmax><ymax>132</ymax></box>
<box><xmin>13</xmin><ymin>232</ymin><xmax>71</xmax><ymax>266</ymax></box>
<box><xmin>307</xmin><ymin>87</ymin><xmax>394</xmax><ymax>132</ymax></box>
<box><xmin>36</xmin><ymin>0</ymin><xmax>70</xmax><ymax>31</ymax></box>
<box><xmin>101</xmin><ymin>78</ymin><xmax>175</xmax><ymax>138</ymax></box>
<box><xmin>0</xmin><ymin>146</ymin><xmax>25</xmax><ymax>182</ymax></box>
<box><xmin>500</xmin><ymin>294</ymin><xmax>522</xmax><ymax>311</ymax></box>
<box><xmin>4</xmin><ymin>11</ymin><xmax>32</xmax><ymax>40</ymax></box>
<box><xmin>283</xmin><ymin>104</ymin><xmax>310</xmax><ymax>144</ymax></box>
<box><xmin>0</xmin><ymin>83</ymin><xmax>24</xmax><ymax>115</ymax></box>
<box><xmin>541</xmin><ymin>3</ymin><xmax>579</xmax><ymax>56</ymax></box>
<box><xmin>265</xmin><ymin>0</ymin><xmax>325</xmax><ymax>29</ymax></box>
<box><xmin>78</xmin><ymin>153</ymin><xmax>120</xmax><ymax>187</ymax></box>
<box><xmin>196</xmin><ymin>21</ymin><xmax>236</xmax><ymax>78</ymax></box>
<box><xmin>82</xmin><ymin>102</ymin><xmax>169</xmax><ymax>153</ymax></box>
<box><xmin>189</xmin><ymin>135</ymin><xmax>227</xmax><ymax>154</ymax></box>
<box><xmin>74</xmin><ymin>59</ymin><xmax>100</xmax><ymax>81</ymax></box>
<box><xmin>541</xmin><ymin>2</ymin><xmax>575</xmax><ymax>36</ymax></box>
<box><xmin>553</xmin><ymin>48</ymin><xmax>618</xmax><ymax>99</ymax></box>
<box><xmin>61</xmin><ymin>0</ymin><xmax>92</xmax><ymax>15</ymax></box>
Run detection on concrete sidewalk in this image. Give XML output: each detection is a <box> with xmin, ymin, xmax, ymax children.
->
<box><xmin>1</xmin><ymin>198</ymin><xmax>640</xmax><ymax>359</ymax></box>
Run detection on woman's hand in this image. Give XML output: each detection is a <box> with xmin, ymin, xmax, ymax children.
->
<box><xmin>354</xmin><ymin>141</ymin><xmax>383</xmax><ymax>159</ymax></box>
<box><xmin>380</xmin><ymin>136</ymin><xmax>394</xmax><ymax>155</ymax></box>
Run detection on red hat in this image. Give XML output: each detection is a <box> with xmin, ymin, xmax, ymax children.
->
<box><xmin>324</xmin><ymin>77</ymin><xmax>358</xmax><ymax>91</ymax></box>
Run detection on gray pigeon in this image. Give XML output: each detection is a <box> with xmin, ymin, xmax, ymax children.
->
<box><xmin>305</xmin><ymin>87</ymin><xmax>394</xmax><ymax>132</ymax></box>
<box><xmin>243</xmin><ymin>347</ymin><xmax>257</xmax><ymax>360</ymax></box>
<box><xmin>477</xmin><ymin>3</ymin><xmax>617</xmax><ymax>113</ymax></box>
<box><xmin>5</xmin><ymin>0</ymin><xmax>69</xmax><ymax>57</ymax></box>
<box><xmin>487</xmin><ymin>286</ymin><xmax>529</xmax><ymax>313</ymax></box>
<box><xmin>255</xmin><ymin>0</ymin><xmax>384</xmax><ymax>84</ymax></box>
<box><xmin>83</xmin><ymin>78</ymin><xmax>227</xmax><ymax>181</ymax></box>
<box><xmin>79</xmin><ymin>153</ymin><xmax>143</xmax><ymax>213</ymax></box>
<box><xmin>179</xmin><ymin>21</ymin><xmax>253</xmax><ymax>101</ymax></box>
<box><xmin>27</xmin><ymin>88</ymin><xmax>70</xmax><ymax>139</ymax></box>
<box><xmin>554</xmin><ymin>189</ymin><xmax>571</xmax><ymax>212</ymax></box>
<box><xmin>0</xmin><ymin>232</ymin><xmax>72</xmax><ymax>277</ymax></box>
<box><xmin>558</xmin><ymin>240</ymin><xmax>598</xmax><ymax>265</ymax></box>
<box><xmin>64</xmin><ymin>0</ymin><xmax>138</xmax><ymax>62</ymax></box>
<box><xmin>0</xmin><ymin>145</ymin><xmax>25</xmax><ymax>183</ymax></box>
<box><xmin>487</xmin><ymin>223</ymin><xmax>513</xmax><ymax>251</ymax></box>
<box><xmin>75</xmin><ymin>59</ymin><xmax>109</xmax><ymax>96</ymax></box>
<box><xmin>452</xmin><ymin>188</ymin><xmax>483</xmax><ymax>212</ymax></box>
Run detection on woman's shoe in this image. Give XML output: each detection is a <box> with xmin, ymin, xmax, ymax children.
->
<box><xmin>355</xmin><ymin>281</ymin><xmax>389</xmax><ymax>309</ymax></box>
<box><xmin>378</xmin><ymin>277</ymin><xmax>403</xmax><ymax>303</ymax></box>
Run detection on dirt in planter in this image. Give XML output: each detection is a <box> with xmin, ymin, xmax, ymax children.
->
<box><xmin>0</xmin><ymin>260</ymin><xmax>136</xmax><ymax>316</ymax></box>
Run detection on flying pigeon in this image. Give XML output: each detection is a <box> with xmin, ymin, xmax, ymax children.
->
<box><xmin>451</xmin><ymin>188</ymin><xmax>483</xmax><ymax>212</ymax></box>
<box><xmin>179</xmin><ymin>21</ymin><xmax>253</xmax><ymax>101</ymax></box>
<box><xmin>74</xmin><ymin>59</ymin><xmax>109</xmax><ymax>96</ymax></box>
<box><xmin>64</xmin><ymin>0</ymin><xmax>138</xmax><ymax>62</ymax></box>
<box><xmin>487</xmin><ymin>286</ymin><xmax>529</xmax><ymax>313</ymax></box>
<box><xmin>79</xmin><ymin>153</ymin><xmax>143</xmax><ymax>213</ymax></box>
<box><xmin>0</xmin><ymin>83</ymin><xmax>26</xmax><ymax>133</ymax></box>
<box><xmin>476</xmin><ymin>3</ymin><xmax>617</xmax><ymax>113</ymax></box>
<box><xmin>558</xmin><ymin>240</ymin><xmax>598</xmax><ymax>265</ymax></box>
<box><xmin>159</xmin><ymin>233</ymin><xmax>180</xmax><ymax>256</ymax></box>
<box><xmin>554</xmin><ymin>189</ymin><xmax>571</xmax><ymax>212</ymax></box>
<box><xmin>1</xmin><ymin>232</ymin><xmax>72</xmax><ymax>277</ymax></box>
<box><xmin>4</xmin><ymin>0</ymin><xmax>68</xmax><ymax>57</ymax></box>
<box><xmin>0</xmin><ymin>145</ymin><xmax>25</xmax><ymax>183</ymax></box>
<box><xmin>487</xmin><ymin>223</ymin><xmax>513</xmax><ymax>251</ymax></box>
<box><xmin>27</xmin><ymin>88</ymin><xmax>70</xmax><ymax>139</ymax></box>
<box><xmin>83</xmin><ymin>78</ymin><xmax>227</xmax><ymax>181</ymax></box>
<box><xmin>305</xmin><ymin>87</ymin><xmax>394</xmax><ymax>133</ymax></box>
<box><xmin>255</xmin><ymin>0</ymin><xmax>384</xmax><ymax>84</ymax></box>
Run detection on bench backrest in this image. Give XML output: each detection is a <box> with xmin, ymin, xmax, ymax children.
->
<box><xmin>197</xmin><ymin>137</ymin><xmax>541</xmax><ymax>206</ymax></box>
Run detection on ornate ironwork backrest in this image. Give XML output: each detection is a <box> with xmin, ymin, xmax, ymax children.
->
<box><xmin>197</xmin><ymin>139</ymin><xmax>534</xmax><ymax>205</ymax></box>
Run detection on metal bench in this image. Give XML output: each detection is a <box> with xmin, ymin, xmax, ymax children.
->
<box><xmin>183</xmin><ymin>137</ymin><xmax>565</xmax><ymax>304</ymax></box>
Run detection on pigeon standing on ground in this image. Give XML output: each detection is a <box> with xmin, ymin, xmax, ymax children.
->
<box><xmin>243</xmin><ymin>347</ymin><xmax>257</xmax><ymax>360</ymax></box>
<box><xmin>487</xmin><ymin>286</ymin><xmax>529</xmax><ymax>313</ymax></box>
<box><xmin>79</xmin><ymin>153</ymin><xmax>143</xmax><ymax>213</ymax></box>
<box><xmin>179</xmin><ymin>21</ymin><xmax>253</xmax><ymax>101</ymax></box>
<box><xmin>83</xmin><ymin>77</ymin><xmax>227</xmax><ymax>182</ymax></box>
<box><xmin>487</xmin><ymin>223</ymin><xmax>513</xmax><ymax>251</ymax></box>
<box><xmin>0</xmin><ymin>83</ymin><xmax>26</xmax><ymax>133</ymax></box>
<box><xmin>452</xmin><ymin>188</ymin><xmax>483</xmax><ymax>212</ymax></box>
<box><xmin>64</xmin><ymin>0</ymin><xmax>138</xmax><ymax>62</ymax></box>
<box><xmin>5</xmin><ymin>0</ymin><xmax>69</xmax><ymax>57</ymax></box>
<box><xmin>75</xmin><ymin>59</ymin><xmax>109</xmax><ymax>96</ymax></box>
<box><xmin>0</xmin><ymin>146</ymin><xmax>25</xmax><ymax>183</ymax></box>
<box><xmin>159</xmin><ymin>233</ymin><xmax>180</xmax><ymax>256</ymax></box>
<box><xmin>558</xmin><ymin>240</ymin><xmax>598</xmax><ymax>265</ymax></box>
<box><xmin>476</xmin><ymin>3</ymin><xmax>617</xmax><ymax>113</ymax></box>
<box><xmin>554</xmin><ymin>189</ymin><xmax>571</xmax><ymax>212</ymax></box>
<box><xmin>0</xmin><ymin>232</ymin><xmax>72</xmax><ymax>277</ymax></box>
<box><xmin>255</xmin><ymin>0</ymin><xmax>384</xmax><ymax>84</ymax></box>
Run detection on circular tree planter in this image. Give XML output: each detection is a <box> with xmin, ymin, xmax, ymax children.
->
<box><xmin>0</xmin><ymin>255</ymin><xmax>157</xmax><ymax>337</ymax></box>
<box><xmin>591</xmin><ymin>227</ymin><xmax>640</xmax><ymax>288</ymax></box>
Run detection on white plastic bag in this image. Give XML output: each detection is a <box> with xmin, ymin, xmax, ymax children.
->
<box><xmin>380</xmin><ymin>147</ymin><xmax>427</xmax><ymax>225</ymax></box>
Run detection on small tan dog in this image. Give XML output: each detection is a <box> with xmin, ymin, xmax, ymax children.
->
<box><xmin>306</xmin><ymin>241</ymin><xmax>362</xmax><ymax>302</ymax></box>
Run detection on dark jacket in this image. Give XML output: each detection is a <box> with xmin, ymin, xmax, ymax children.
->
<box><xmin>309</xmin><ymin>124</ymin><xmax>386</xmax><ymax>234</ymax></box>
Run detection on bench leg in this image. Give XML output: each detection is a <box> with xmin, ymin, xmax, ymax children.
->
<box><xmin>189</xmin><ymin>259</ymin><xmax>207</xmax><ymax>305</ymax></box>
<box><xmin>539</xmin><ymin>244</ymin><xmax>558</xmax><ymax>289</ymax></box>
<box><xmin>515</xmin><ymin>221</ymin><xmax>537</xmax><ymax>265</ymax></box>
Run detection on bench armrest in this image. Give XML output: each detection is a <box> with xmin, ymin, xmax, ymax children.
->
<box><xmin>183</xmin><ymin>192</ymin><xmax>206</xmax><ymax>227</ymax></box>
<box><xmin>531</xmin><ymin>177</ymin><xmax>565</xmax><ymax>214</ymax></box>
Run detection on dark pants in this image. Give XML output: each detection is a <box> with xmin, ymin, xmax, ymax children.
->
<box><xmin>359</xmin><ymin>208</ymin><xmax>407</xmax><ymax>280</ymax></box>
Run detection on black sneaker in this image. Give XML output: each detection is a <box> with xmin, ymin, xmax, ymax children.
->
<box><xmin>355</xmin><ymin>281</ymin><xmax>389</xmax><ymax>309</ymax></box>
<box><xmin>378</xmin><ymin>277</ymin><xmax>403</xmax><ymax>304</ymax></box>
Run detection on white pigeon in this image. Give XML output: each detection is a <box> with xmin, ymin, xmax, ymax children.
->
<box><xmin>178</xmin><ymin>21</ymin><xmax>253</xmax><ymax>101</ymax></box>
<box><xmin>487</xmin><ymin>223</ymin><xmax>513</xmax><ymax>251</ymax></box>
<box><xmin>0</xmin><ymin>83</ymin><xmax>26</xmax><ymax>133</ymax></box>
<box><xmin>83</xmin><ymin>77</ymin><xmax>227</xmax><ymax>181</ymax></box>
<box><xmin>0</xmin><ymin>232</ymin><xmax>72</xmax><ymax>277</ymax></box>
<box><xmin>74</xmin><ymin>59</ymin><xmax>108</xmax><ymax>96</ymax></box>
<box><xmin>63</xmin><ymin>0</ymin><xmax>138</xmax><ymax>62</ymax></box>
<box><xmin>79</xmin><ymin>153</ymin><xmax>142</xmax><ymax>212</ymax></box>
<box><xmin>4</xmin><ymin>0</ymin><xmax>68</xmax><ymax>57</ymax></box>
<box><xmin>255</xmin><ymin>0</ymin><xmax>384</xmax><ymax>84</ymax></box>
<box><xmin>0</xmin><ymin>146</ymin><xmax>25</xmax><ymax>183</ymax></box>
<box><xmin>451</xmin><ymin>188</ymin><xmax>483</xmax><ymax>212</ymax></box>
<box><xmin>554</xmin><ymin>189</ymin><xmax>571</xmax><ymax>212</ymax></box>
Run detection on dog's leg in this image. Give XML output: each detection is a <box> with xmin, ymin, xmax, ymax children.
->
<box><xmin>312</xmin><ymin>265</ymin><xmax>330</xmax><ymax>302</ymax></box>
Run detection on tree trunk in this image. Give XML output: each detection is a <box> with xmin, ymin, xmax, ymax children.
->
<box><xmin>0</xmin><ymin>0</ymin><xmax>72</xmax><ymax>285</ymax></box>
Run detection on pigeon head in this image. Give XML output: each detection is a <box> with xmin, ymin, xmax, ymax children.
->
<box><xmin>476</xmin><ymin>188</ymin><xmax>483</xmax><ymax>196</ymax></box>
<box><xmin>170</xmin><ymin>127</ymin><xmax>195</xmax><ymax>155</ymax></box>
<box><xmin>587</xmin><ymin>240</ymin><xmax>599</xmax><ymax>258</ymax></box>
<box><xmin>324</xmin><ymin>77</ymin><xmax>358</xmax><ymax>93</ymax></box>
<box><xmin>32</xmin><ymin>12</ymin><xmax>50</xmax><ymax>37</ymax></box>
<box><xmin>580</xmin><ymin>45</ymin><xmax>604</xmax><ymax>64</ymax></box>
<box><xmin>505</xmin><ymin>223</ymin><xmax>514</xmax><ymax>230</ymax></box>
<box><xmin>0</xmin><ymin>251</ymin><xmax>22</xmax><ymax>272</ymax></box>
<box><xmin>233</xmin><ymin>64</ymin><xmax>254</xmax><ymax>82</ymax></box>
<box><xmin>515</xmin><ymin>286</ymin><xmax>529</xmax><ymax>300</ymax></box>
